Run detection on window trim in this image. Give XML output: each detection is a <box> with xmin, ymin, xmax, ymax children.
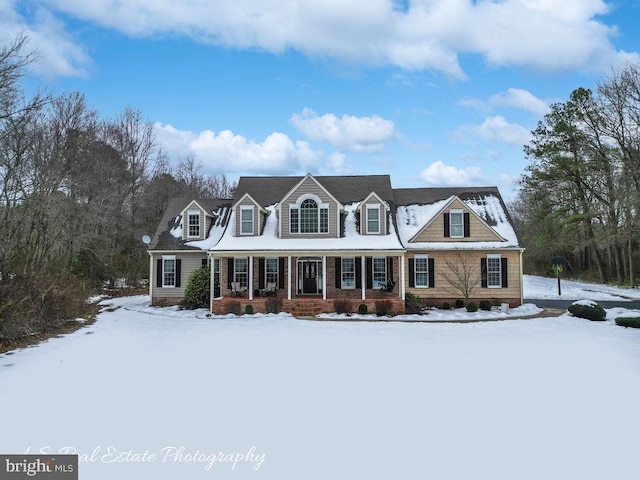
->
<box><xmin>449</xmin><ymin>209</ymin><xmax>464</xmax><ymax>238</ymax></box>
<box><xmin>414</xmin><ymin>254</ymin><xmax>429</xmax><ymax>288</ymax></box>
<box><xmin>373</xmin><ymin>256</ymin><xmax>387</xmax><ymax>287</ymax></box>
<box><xmin>366</xmin><ymin>205</ymin><xmax>381</xmax><ymax>234</ymax></box>
<box><xmin>240</xmin><ymin>206</ymin><xmax>254</xmax><ymax>235</ymax></box>
<box><xmin>265</xmin><ymin>257</ymin><xmax>279</xmax><ymax>286</ymax></box>
<box><xmin>162</xmin><ymin>255</ymin><xmax>176</xmax><ymax>288</ymax></box>
<box><xmin>234</xmin><ymin>257</ymin><xmax>249</xmax><ymax>288</ymax></box>
<box><xmin>187</xmin><ymin>210</ymin><xmax>201</xmax><ymax>238</ymax></box>
<box><xmin>486</xmin><ymin>254</ymin><xmax>502</xmax><ymax>288</ymax></box>
<box><xmin>341</xmin><ymin>257</ymin><xmax>356</xmax><ymax>289</ymax></box>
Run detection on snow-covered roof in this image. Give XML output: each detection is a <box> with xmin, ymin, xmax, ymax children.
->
<box><xmin>210</xmin><ymin>203</ymin><xmax>405</xmax><ymax>253</ymax></box>
<box><xmin>396</xmin><ymin>194</ymin><xmax>519</xmax><ymax>249</ymax></box>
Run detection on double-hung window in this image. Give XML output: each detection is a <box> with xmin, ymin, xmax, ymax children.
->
<box><xmin>450</xmin><ymin>209</ymin><xmax>464</xmax><ymax>238</ymax></box>
<box><xmin>366</xmin><ymin>205</ymin><xmax>380</xmax><ymax>234</ymax></box>
<box><xmin>341</xmin><ymin>257</ymin><xmax>356</xmax><ymax>289</ymax></box>
<box><xmin>373</xmin><ymin>257</ymin><xmax>386</xmax><ymax>286</ymax></box>
<box><xmin>162</xmin><ymin>255</ymin><xmax>176</xmax><ymax>287</ymax></box>
<box><xmin>265</xmin><ymin>257</ymin><xmax>279</xmax><ymax>286</ymax></box>
<box><xmin>234</xmin><ymin>257</ymin><xmax>248</xmax><ymax>288</ymax></box>
<box><xmin>187</xmin><ymin>211</ymin><xmax>200</xmax><ymax>238</ymax></box>
<box><xmin>487</xmin><ymin>254</ymin><xmax>502</xmax><ymax>288</ymax></box>
<box><xmin>240</xmin><ymin>206</ymin><xmax>254</xmax><ymax>235</ymax></box>
<box><xmin>414</xmin><ymin>254</ymin><xmax>429</xmax><ymax>288</ymax></box>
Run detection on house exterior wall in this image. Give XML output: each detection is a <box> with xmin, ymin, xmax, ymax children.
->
<box><xmin>280</xmin><ymin>177</ymin><xmax>339</xmax><ymax>238</ymax></box>
<box><xmin>150</xmin><ymin>252</ymin><xmax>208</xmax><ymax>305</ymax></box>
<box><xmin>403</xmin><ymin>249</ymin><xmax>522</xmax><ymax>306</ymax></box>
<box><xmin>182</xmin><ymin>204</ymin><xmax>206</xmax><ymax>241</ymax></box>
<box><xmin>414</xmin><ymin>198</ymin><xmax>502</xmax><ymax>243</ymax></box>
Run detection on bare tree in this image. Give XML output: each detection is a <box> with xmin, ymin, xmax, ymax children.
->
<box><xmin>441</xmin><ymin>250</ymin><xmax>482</xmax><ymax>300</ymax></box>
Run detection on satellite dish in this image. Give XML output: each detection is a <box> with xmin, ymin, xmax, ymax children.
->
<box><xmin>142</xmin><ymin>235</ymin><xmax>151</xmax><ymax>245</ymax></box>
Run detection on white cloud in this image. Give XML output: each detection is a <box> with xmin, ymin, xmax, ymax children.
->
<box><xmin>0</xmin><ymin>1</ymin><xmax>90</xmax><ymax>77</ymax></box>
<box><xmin>419</xmin><ymin>160</ymin><xmax>483</xmax><ymax>186</ymax></box>
<box><xmin>290</xmin><ymin>108</ymin><xmax>398</xmax><ymax>153</ymax></box>
<box><xmin>27</xmin><ymin>0</ymin><xmax>635</xmax><ymax>77</ymax></box>
<box><xmin>489</xmin><ymin>88</ymin><xmax>550</xmax><ymax>117</ymax></box>
<box><xmin>154</xmin><ymin>123</ymin><xmax>322</xmax><ymax>174</ymax></box>
<box><xmin>327</xmin><ymin>151</ymin><xmax>353</xmax><ymax>174</ymax></box>
<box><xmin>457</xmin><ymin>116</ymin><xmax>532</xmax><ymax>146</ymax></box>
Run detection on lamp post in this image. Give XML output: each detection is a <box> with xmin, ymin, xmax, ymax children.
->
<box><xmin>551</xmin><ymin>256</ymin><xmax>568</xmax><ymax>296</ymax></box>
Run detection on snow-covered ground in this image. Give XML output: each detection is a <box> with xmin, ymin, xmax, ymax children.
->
<box><xmin>524</xmin><ymin>274</ymin><xmax>640</xmax><ymax>300</ymax></box>
<box><xmin>1</xmin><ymin>284</ymin><xmax>640</xmax><ymax>480</ymax></box>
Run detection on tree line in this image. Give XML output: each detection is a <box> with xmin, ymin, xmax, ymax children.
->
<box><xmin>512</xmin><ymin>63</ymin><xmax>640</xmax><ymax>285</ymax></box>
<box><xmin>1</xmin><ymin>34</ymin><xmax>235</xmax><ymax>341</ymax></box>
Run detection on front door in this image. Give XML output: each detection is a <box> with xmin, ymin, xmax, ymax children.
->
<box><xmin>299</xmin><ymin>259</ymin><xmax>321</xmax><ymax>294</ymax></box>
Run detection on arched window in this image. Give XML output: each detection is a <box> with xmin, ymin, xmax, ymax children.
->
<box><xmin>290</xmin><ymin>196</ymin><xmax>329</xmax><ymax>234</ymax></box>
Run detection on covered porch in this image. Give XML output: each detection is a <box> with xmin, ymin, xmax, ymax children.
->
<box><xmin>209</xmin><ymin>250</ymin><xmax>406</xmax><ymax>315</ymax></box>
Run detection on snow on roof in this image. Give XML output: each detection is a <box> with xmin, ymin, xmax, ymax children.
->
<box><xmin>169</xmin><ymin>215</ymin><xmax>182</xmax><ymax>238</ymax></box>
<box><xmin>396</xmin><ymin>194</ymin><xmax>520</xmax><ymax>249</ymax></box>
<box><xmin>211</xmin><ymin>203</ymin><xmax>404</xmax><ymax>252</ymax></box>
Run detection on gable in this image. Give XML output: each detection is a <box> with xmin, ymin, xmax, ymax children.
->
<box><xmin>410</xmin><ymin>197</ymin><xmax>504</xmax><ymax>243</ymax></box>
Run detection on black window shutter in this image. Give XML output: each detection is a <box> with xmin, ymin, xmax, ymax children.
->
<box><xmin>202</xmin><ymin>258</ymin><xmax>208</xmax><ymax>268</ymax></box>
<box><xmin>501</xmin><ymin>258</ymin><xmax>508</xmax><ymax>288</ymax></box>
<box><xmin>366</xmin><ymin>257</ymin><xmax>373</xmax><ymax>289</ymax></box>
<box><xmin>428</xmin><ymin>258</ymin><xmax>435</xmax><ymax>288</ymax></box>
<box><xmin>175</xmin><ymin>259</ymin><xmax>181</xmax><ymax>288</ymax></box>
<box><xmin>464</xmin><ymin>212</ymin><xmax>470</xmax><ymax>237</ymax></box>
<box><xmin>156</xmin><ymin>259</ymin><xmax>163</xmax><ymax>288</ymax></box>
<box><xmin>227</xmin><ymin>258</ymin><xmax>234</xmax><ymax>288</ymax></box>
<box><xmin>278</xmin><ymin>257</ymin><xmax>285</xmax><ymax>289</ymax></box>
<box><xmin>444</xmin><ymin>213</ymin><xmax>450</xmax><ymax>237</ymax></box>
<box><xmin>335</xmin><ymin>257</ymin><xmax>342</xmax><ymax>289</ymax></box>
<box><xmin>409</xmin><ymin>258</ymin><xmax>415</xmax><ymax>288</ymax></box>
<box><xmin>355</xmin><ymin>257</ymin><xmax>362</xmax><ymax>288</ymax></box>
<box><xmin>258</xmin><ymin>258</ymin><xmax>265</xmax><ymax>289</ymax></box>
<box><xmin>481</xmin><ymin>258</ymin><xmax>487</xmax><ymax>288</ymax></box>
<box><xmin>387</xmin><ymin>257</ymin><xmax>393</xmax><ymax>281</ymax></box>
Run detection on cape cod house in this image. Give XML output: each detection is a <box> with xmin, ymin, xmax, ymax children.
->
<box><xmin>148</xmin><ymin>174</ymin><xmax>523</xmax><ymax>315</ymax></box>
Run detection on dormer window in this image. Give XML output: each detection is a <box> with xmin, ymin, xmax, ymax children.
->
<box><xmin>366</xmin><ymin>205</ymin><xmax>380</xmax><ymax>234</ymax></box>
<box><xmin>290</xmin><ymin>196</ymin><xmax>328</xmax><ymax>234</ymax></box>
<box><xmin>449</xmin><ymin>210</ymin><xmax>464</xmax><ymax>238</ymax></box>
<box><xmin>240</xmin><ymin>206</ymin><xmax>254</xmax><ymax>235</ymax></box>
<box><xmin>187</xmin><ymin>211</ymin><xmax>200</xmax><ymax>238</ymax></box>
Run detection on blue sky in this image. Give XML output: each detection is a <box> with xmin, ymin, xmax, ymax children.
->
<box><xmin>4</xmin><ymin>0</ymin><xmax>640</xmax><ymax>199</ymax></box>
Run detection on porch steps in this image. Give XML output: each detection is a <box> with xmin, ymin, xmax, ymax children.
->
<box><xmin>289</xmin><ymin>299</ymin><xmax>324</xmax><ymax>317</ymax></box>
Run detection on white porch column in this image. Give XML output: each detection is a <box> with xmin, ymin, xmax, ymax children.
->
<box><xmin>287</xmin><ymin>256</ymin><xmax>292</xmax><ymax>300</ymax></box>
<box><xmin>322</xmin><ymin>256</ymin><xmax>327</xmax><ymax>300</ymax></box>
<box><xmin>400</xmin><ymin>254</ymin><xmax>406</xmax><ymax>300</ymax></box>
<box><xmin>248</xmin><ymin>256</ymin><xmax>254</xmax><ymax>300</ymax></box>
<box><xmin>361</xmin><ymin>256</ymin><xmax>366</xmax><ymax>300</ymax></box>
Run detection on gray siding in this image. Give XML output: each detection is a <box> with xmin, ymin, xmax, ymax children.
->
<box><xmin>234</xmin><ymin>200</ymin><xmax>259</xmax><ymax>236</ymax></box>
<box><xmin>151</xmin><ymin>253</ymin><xmax>207</xmax><ymax>299</ymax></box>
<box><xmin>359</xmin><ymin>197</ymin><xmax>387</xmax><ymax>236</ymax></box>
<box><xmin>281</xmin><ymin>177</ymin><xmax>339</xmax><ymax>238</ymax></box>
<box><xmin>183</xmin><ymin>204</ymin><xmax>205</xmax><ymax>240</ymax></box>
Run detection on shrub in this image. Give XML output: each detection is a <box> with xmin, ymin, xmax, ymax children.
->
<box><xmin>225</xmin><ymin>300</ymin><xmax>241</xmax><ymax>315</ymax></box>
<box><xmin>244</xmin><ymin>304</ymin><xmax>254</xmax><ymax>315</ymax></box>
<box><xmin>567</xmin><ymin>301</ymin><xmax>606</xmax><ymax>321</ymax></box>
<box><xmin>265</xmin><ymin>297</ymin><xmax>282</xmax><ymax>314</ymax></box>
<box><xmin>441</xmin><ymin>302</ymin><xmax>451</xmax><ymax>310</ymax></box>
<box><xmin>405</xmin><ymin>292</ymin><xmax>421</xmax><ymax>314</ymax></box>
<box><xmin>615</xmin><ymin>317</ymin><xmax>640</xmax><ymax>328</ymax></box>
<box><xmin>375</xmin><ymin>299</ymin><xmax>393</xmax><ymax>317</ymax></box>
<box><xmin>333</xmin><ymin>299</ymin><xmax>352</xmax><ymax>315</ymax></box>
<box><xmin>466</xmin><ymin>302</ymin><xmax>478</xmax><ymax>312</ymax></box>
<box><xmin>181</xmin><ymin>266</ymin><xmax>210</xmax><ymax>309</ymax></box>
<box><xmin>479</xmin><ymin>300</ymin><xmax>492</xmax><ymax>311</ymax></box>
<box><xmin>358</xmin><ymin>303</ymin><xmax>368</xmax><ymax>315</ymax></box>
<box><xmin>455</xmin><ymin>299</ymin><xmax>465</xmax><ymax>308</ymax></box>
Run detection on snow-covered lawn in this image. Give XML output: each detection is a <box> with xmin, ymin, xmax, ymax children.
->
<box><xmin>1</xmin><ymin>293</ymin><xmax>640</xmax><ymax>480</ymax></box>
<box><xmin>524</xmin><ymin>274</ymin><xmax>640</xmax><ymax>300</ymax></box>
